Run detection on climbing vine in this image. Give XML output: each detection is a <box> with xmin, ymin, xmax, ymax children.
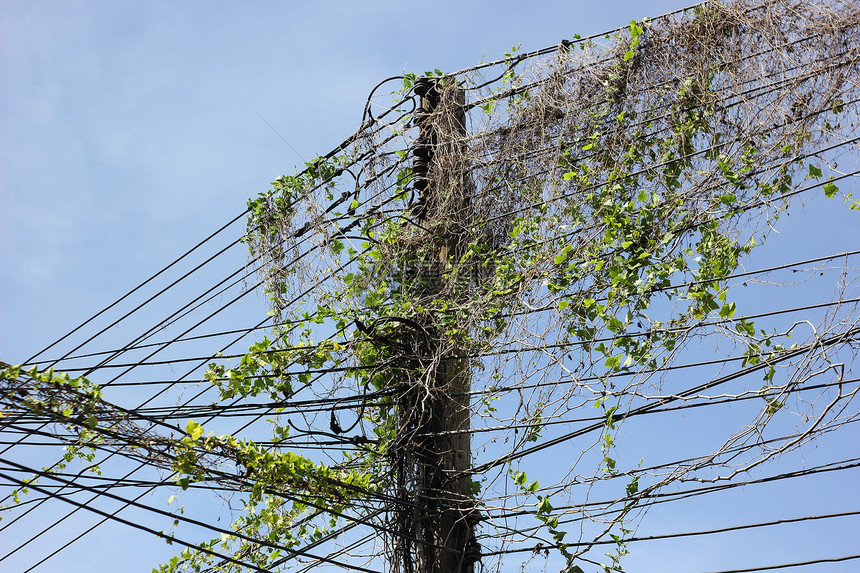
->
<box><xmin>2</xmin><ymin>2</ymin><xmax>859</xmax><ymax>572</ymax></box>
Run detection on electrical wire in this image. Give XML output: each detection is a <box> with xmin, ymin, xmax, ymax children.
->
<box><xmin>6</xmin><ymin>2</ymin><xmax>859</xmax><ymax>570</ymax></box>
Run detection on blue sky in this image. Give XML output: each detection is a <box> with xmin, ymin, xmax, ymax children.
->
<box><xmin>2</xmin><ymin>1</ymin><xmax>859</xmax><ymax>572</ymax></box>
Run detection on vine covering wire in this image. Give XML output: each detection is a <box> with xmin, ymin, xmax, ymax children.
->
<box><xmin>2</xmin><ymin>1</ymin><xmax>860</xmax><ymax>573</ymax></box>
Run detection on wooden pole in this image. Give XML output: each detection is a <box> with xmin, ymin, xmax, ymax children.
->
<box><xmin>408</xmin><ymin>76</ymin><xmax>479</xmax><ymax>573</ymax></box>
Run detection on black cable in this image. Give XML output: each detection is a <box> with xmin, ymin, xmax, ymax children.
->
<box><xmin>467</xmin><ymin>37</ymin><xmax>853</xmax><ymax>158</ymax></box>
<box><xmin>0</xmin><ymin>471</ymin><xmax>274</xmax><ymax>573</ymax></box>
<box><xmin>218</xmin><ymin>292</ymin><xmax>860</xmax><ymax>379</ymax></box>
<box><xmin>0</xmin><ymin>461</ymin><xmax>384</xmax><ymax>573</ymax></box>
<box><xmin>29</xmin><ymin>370</ymin><xmax>851</xmax><ymax>429</ymax></box>
<box><xmin>47</xmin><ymin>60</ymin><xmax>840</xmax><ymax>388</ymax></box>
<box><xmin>22</xmin><ymin>211</ymin><xmax>247</xmax><ymax>366</ymax></box>
<box><xmin>0</xmin><ymin>400</ymin><xmax>420</xmax><ymax>562</ymax></box>
<box><xmin>451</xmin><ymin>1</ymin><xmax>723</xmax><ymax>79</ymax></box>
<box><xmin>51</xmin><ymin>293</ymin><xmax>853</xmax><ymax>384</ymax></box>
<box><xmin>467</xmin><ymin>325</ymin><xmax>860</xmax><ymax>475</ymax></box>
<box><xmin>697</xmin><ymin>553</ymin><xmax>860</xmax><ymax>573</ymax></box>
<box><xmin>459</xmin><ymin>48</ymin><xmax>858</xmax><ymax>209</ymax></box>
<box><xmin>0</xmin><ymin>241</ymin><xmax>438</xmax><ymax>564</ymax></box>
<box><xmin>478</xmin><ymin>127</ymin><xmax>860</xmax><ymax>228</ymax></box>
<box><xmin>35</xmin><ymin>241</ymin><xmax>859</xmax><ymax>392</ymax></box>
<box><xmin>28</xmin><ymin>162</ymin><xmax>410</xmax><ymax>377</ymax></box>
<box><xmin>481</xmin><ymin>510</ymin><xmax>860</xmax><ymax>554</ymax></box>
<box><xmin>8</xmin><ymin>3</ymin><xmax>860</xmax><ymax>568</ymax></box>
<box><xmin>4</xmin><ymin>143</ymin><xmax>414</xmax><ymax>474</ymax></box>
<box><xmin>618</xmin><ymin>509</ymin><xmax>860</xmax><ymax>546</ymax></box>
<box><xmin>28</xmin><ymin>318</ymin><xmax>848</xmax><ymax>556</ymax></box>
<box><xmin>484</xmin><ymin>456</ymin><xmax>860</xmax><ymax>524</ymax></box>
<box><xmin>16</xmin><ymin>81</ymin><xmax>408</xmax><ymax>374</ymax></box>
<box><xmin>35</xmin><ymin>236</ymin><xmax>248</xmax><ymax>373</ymax></box>
<box><xmin>415</xmin><ymin>376</ymin><xmax>860</xmax><ymax>440</ymax></box>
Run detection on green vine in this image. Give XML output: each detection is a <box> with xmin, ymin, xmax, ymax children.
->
<box><xmin>3</xmin><ymin>3</ymin><xmax>858</xmax><ymax>572</ymax></box>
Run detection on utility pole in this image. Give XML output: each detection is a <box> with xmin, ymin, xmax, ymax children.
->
<box><xmin>404</xmin><ymin>76</ymin><xmax>479</xmax><ymax>573</ymax></box>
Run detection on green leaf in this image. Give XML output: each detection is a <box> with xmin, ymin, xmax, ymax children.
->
<box><xmin>185</xmin><ymin>420</ymin><xmax>204</xmax><ymax>441</ymax></box>
<box><xmin>823</xmin><ymin>181</ymin><xmax>838</xmax><ymax>198</ymax></box>
<box><xmin>736</xmin><ymin>320</ymin><xmax>756</xmax><ymax>336</ymax></box>
<box><xmin>808</xmin><ymin>164</ymin><xmax>823</xmax><ymax>178</ymax></box>
<box><xmin>626</xmin><ymin>477</ymin><xmax>639</xmax><ymax>496</ymax></box>
<box><xmin>719</xmin><ymin>302</ymin><xmax>736</xmax><ymax>318</ymax></box>
<box><xmin>538</xmin><ymin>497</ymin><xmax>553</xmax><ymax>514</ymax></box>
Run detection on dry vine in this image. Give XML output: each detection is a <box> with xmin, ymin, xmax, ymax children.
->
<box><xmin>3</xmin><ymin>1</ymin><xmax>860</xmax><ymax>573</ymax></box>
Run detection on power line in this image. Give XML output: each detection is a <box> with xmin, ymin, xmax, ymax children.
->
<box><xmin>481</xmin><ymin>509</ymin><xmax>860</xmax><ymax>554</ymax></box>
<box><xmin>29</xmin><ymin>246</ymin><xmax>860</xmax><ymax>366</ymax></box>
<box><xmin>6</xmin><ymin>2</ymin><xmax>859</xmax><ymax>571</ymax></box>
<box><xmin>23</xmin><ymin>212</ymin><xmax>247</xmax><ymax>366</ymax></box>
<box><xmin>468</xmin><ymin>325</ymin><xmax>860</xmax><ymax>475</ymax></box>
<box><xmin>0</xmin><ymin>470</ymin><xmax>275</xmax><ymax>573</ymax></box>
<box><xmin>697</xmin><ymin>554</ymin><xmax>860</xmax><ymax>573</ymax></box>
